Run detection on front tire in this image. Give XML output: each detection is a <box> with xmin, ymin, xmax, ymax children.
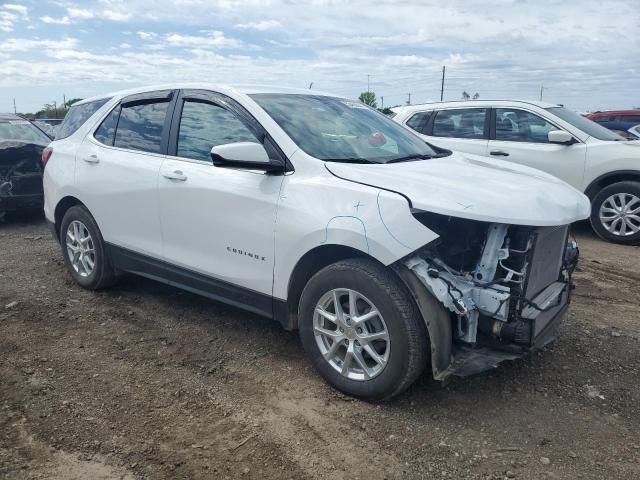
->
<box><xmin>590</xmin><ymin>181</ymin><xmax>640</xmax><ymax>245</ymax></box>
<box><xmin>60</xmin><ymin>205</ymin><xmax>116</xmax><ymax>290</ymax></box>
<box><xmin>298</xmin><ymin>258</ymin><xmax>428</xmax><ymax>401</ymax></box>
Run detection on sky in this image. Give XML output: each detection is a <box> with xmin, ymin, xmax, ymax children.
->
<box><xmin>0</xmin><ymin>0</ymin><xmax>638</xmax><ymax>114</ymax></box>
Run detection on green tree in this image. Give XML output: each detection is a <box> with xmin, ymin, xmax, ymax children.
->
<box><xmin>461</xmin><ymin>91</ymin><xmax>470</xmax><ymax>100</ymax></box>
<box><xmin>473</xmin><ymin>92</ymin><xmax>480</xmax><ymax>100</ymax></box>
<box><xmin>378</xmin><ymin>107</ymin><xmax>394</xmax><ymax>115</ymax></box>
<box><xmin>358</xmin><ymin>91</ymin><xmax>377</xmax><ymax>108</ymax></box>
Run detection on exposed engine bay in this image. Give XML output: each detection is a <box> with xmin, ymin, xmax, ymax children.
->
<box><xmin>405</xmin><ymin>211</ymin><xmax>578</xmax><ymax>376</ymax></box>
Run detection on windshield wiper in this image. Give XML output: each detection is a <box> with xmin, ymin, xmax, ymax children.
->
<box><xmin>323</xmin><ymin>157</ymin><xmax>377</xmax><ymax>164</ymax></box>
<box><xmin>386</xmin><ymin>152</ymin><xmax>449</xmax><ymax>163</ymax></box>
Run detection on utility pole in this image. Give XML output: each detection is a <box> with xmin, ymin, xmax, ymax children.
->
<box><xmin>440</xmin><ymin>66</ymin><xmax>446</xmax><ymax>101</ymax></box>
<box><xmin>13</xmin><ymin>98</ymin><xmax>16</xmax><ymax>114</ymax></box>
<box><xmin>308</xmin><ymin>82</ymin><xmax>313</xmax><ymax>89</ymax></box>
<box><xmin>406</xmin><ymin>93</ymin><xmax>411</xmax><ymax>105</ymax></box>
<box><xmin>63</xmin><ymin>94</ymin><xmax>66</xmax><ymax>109</ymax></box>
<box><xmin>539</xmin><ymin>85</ymin><xmax>545</xmax><ymax>101</ymax></box>
<box><xmin>380</xmin><ymin>96</ymin><xmax>384</xmax><ymax>109</ymax></box>
<box><xmin>367</xmin><ymin>74</ymin><xmax>371</xmax><ymax>93</ymax></box>
<box><xmin>53</xmin><ymin>101</ymin><xmax>57</xmax><ymax>119</ymax></box>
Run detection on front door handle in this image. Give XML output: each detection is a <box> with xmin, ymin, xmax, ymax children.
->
<box><xmin>83</xmin><ymin>154</ymin><xmax>100</xmax><ymax>164</ymax></box>
<box><xmin>163</xmin><ymin>170</ymin><xmax>187</xmax><ymax>182</ymax></box>
<box><xmin>490</xmin><ymin>150</ymin><xmax>510</xmax><ymax>156</ymax></box>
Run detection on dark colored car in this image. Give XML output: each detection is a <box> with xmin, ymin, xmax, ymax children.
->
<box><xmin>586</xmin><ymin>110</ymin><xmax>640</xmax><ymax>139</ymax></box>
<box><xmin>0</xmin><ymin>114</ymin><xmax>51</xmax><ymax>216</ymax></box>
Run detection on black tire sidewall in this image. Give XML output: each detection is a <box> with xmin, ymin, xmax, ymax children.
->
<box><xmin>299</xmin><ymin>261</ymin><xmax>420</xmax><ymax>400</ymax></box>
<box><xmin>59</xmin><ymin>206</ymin><xmax>110</xmax><ymax>289</ymax></box>
<box><xmin>590</xmin><ymin>181</ymin><xmax>640</xmax><ymax>245</ymax></box>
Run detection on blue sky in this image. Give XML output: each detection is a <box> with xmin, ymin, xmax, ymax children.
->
<box><xmin>0</xmin><ymin>0</ymin><xmax>638</xmax><ymax>114</ymax></box>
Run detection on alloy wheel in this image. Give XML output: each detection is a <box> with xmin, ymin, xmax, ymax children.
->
<box><xmin>65</xmin><ymin>220</ymin><xmax>96</xmax><ymax>277</ymax></box>
<box><xmin>599</xmin><ymin>193</ymin><xmax>640</xmax><ymax>237</ymax></box>
<box><xmin>313</xmin><ymin>288</ymin><xmax>390</xmax><ymax>381</ymax></box>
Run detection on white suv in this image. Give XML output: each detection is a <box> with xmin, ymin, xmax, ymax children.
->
<box><xmin>43</xmin><ymin>85</ymin><xmax>589</xmax><ymax>400</ymax></box>
<box><xmin>392</xmin><ymin>100</ymin><xmax>640</xmax><ymax>245</ymax></box>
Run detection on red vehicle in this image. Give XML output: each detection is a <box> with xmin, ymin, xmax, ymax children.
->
<box><xmin>586</xmin><ymin>110</ymin><xmax>640</xmax><ymax>139</ymax></box>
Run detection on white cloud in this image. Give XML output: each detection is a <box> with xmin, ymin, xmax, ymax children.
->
<box><xmin>67</xmin><ymin>8</ymin><xmax>94</xmax><ymax>20</ymax></box>
<box><xmin>119</xmin><ymin>43</ymin><xmax>131</xmax><ymax>49</ymax></box>
<box><xmin>0</xmin><ymin>11</ymin><xmax>16</xmax><ymax>31</ymax></box>
<box><xmin>235</xmin><ymin>20</ymin><xmax>281</xmax><ymax>31</ymax></box>
<box><xmin>165</xmin><ymin>31</ymin><xmax>243</xmax><ymax>49</ymax></box>
<box><xmin>0</xmin><ymin>37</ymin><xmax>79</xmax><ymax>52</ymax></box>
<box><xmin>2</xmin><ymin>3</ymin><xmax>27</xmax><ymax>17</ymax></box>
<box><xmin>136</xmin><ymin>31</ymin><xmax>157</xmax><ymax>40</ymax></box>
<box><xmin>40</xmin><ymin>15</ymin><xmax>72</xmax><ymax>25</ymax></box>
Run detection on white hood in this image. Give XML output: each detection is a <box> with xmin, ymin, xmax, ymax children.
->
<box><xmin>326</xmin><ymin>152</ymin><xmax>591</xmax><ymax>226</ymax></box>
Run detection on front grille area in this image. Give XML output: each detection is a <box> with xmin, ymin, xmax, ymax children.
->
<box><xmin>524</xmin><ymin>226</ymin><xmax>569</xmax><ymax>298</ymax></box>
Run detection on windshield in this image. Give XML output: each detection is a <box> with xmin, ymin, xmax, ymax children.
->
<box><xmin>546</xmin><ymin>107</ymin><xmax>625</xmax><ymax>141</ymax></box>
<box><xmin>251</xmin><ymin>94</ymin><xmax>437</xmax><ymax>163</ymax></box>
<box><xmin>0</xmin><ymin>120</ymin><xmax>50</xmax><ymax>144</ymax></box>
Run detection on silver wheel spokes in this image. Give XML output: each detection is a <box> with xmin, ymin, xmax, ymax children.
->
<box><xmin>313</xmin><ymin>288</ymin><xmax>390</xmax><ymax>381</ymax></box>
<box><xmin>599</xmin><ymin>193</ymin><xmax>640</xmax><ymax>237</ymax></box>
<box><xmin>65</xmin><ymin>220</ymin><xmax>95</xmax><ymax>277</ymax></box>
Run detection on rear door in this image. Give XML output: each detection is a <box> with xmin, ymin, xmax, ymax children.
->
<box><xmin>487</xmin><ymin>107</ymin><xmax>586</xmax><ymax>188</ymax></box>
<box><xmin>74</xmin><ymin>90</ymin><xmax>175</xmax><ymax>257</ymax></box>
<box><xmin>420</xmin><ymin>108</ymin><xmax>489</xmax><ymax>156</ymax></box>
<box><xmin>157</xmin><ymin>89</ymin><xmax>285</xmax><ymax>309</ymax></box>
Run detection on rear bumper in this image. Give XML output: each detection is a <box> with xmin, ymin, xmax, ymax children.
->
<box><xmin>0</xmin><ymin>193</ymin><xmax>43</xmax><ymax>212</ymax></box>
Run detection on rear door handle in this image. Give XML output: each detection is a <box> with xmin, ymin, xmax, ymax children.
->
<box><xmin>490</xmin><ymin>150</ymin><xmax>510</xmax><ymax>157</ymax></box>
<box><xmin>163</xmin><ymin>170</ymin><xmax>187</xmax><ymax>182</ymax></box>
<box><xmin>83</xmin><ymin>154</ymin><xmax>100</xmax><ymax>164</ymax></box>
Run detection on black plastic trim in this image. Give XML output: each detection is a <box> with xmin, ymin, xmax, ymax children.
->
<box><xmin>583</xmin><ymin>169</ymin><xmax>640</xmax><ymax>198</ymax></box>
<box><xmin>106</xmin><ymin>243</ymin><xmax>291</xmax><ymax>329</ymax></box>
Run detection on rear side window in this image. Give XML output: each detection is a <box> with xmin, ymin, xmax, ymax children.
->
<box><xmin>618</xmin><ymin>115</ymin><xmax>640</xmax><ymax>123</ymax></box>
<box><xmin>56</xmin><ymin>98</ymin><xmax>110</xmax><ymax>140</ymax></box>
<box><xmin>432</xmin><ymin>108</ymin><xmax>487</xmax><ymax>139</ymax></box>
<box><xmin>94</xmin><ymin>106</ymin><xmax>120</xmax><ymax>146</ymax></box>
<box><xmin>113</xmin><ymin>101</ymin><xmax>169</xmax><ymax>153</ymax></box>
<box><xmin>405</xmin><ymin>112</ymin><xmax>431</xmax><ymax>134</ymax></box>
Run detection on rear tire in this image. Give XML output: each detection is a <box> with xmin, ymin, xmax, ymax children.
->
<box><xmin>60</xmin><ymin>205</ymin><xmax>116</xmax><ymax>290</ymax></box>
<box><xmin>298</xmin><ymin>258</ymin><xmax>428</xmax><ymax>401</ymax></box>
<box><xmin>590</xmin><ymin>181</ymin><xmax>640</xmax><ymax>245</ymax></box>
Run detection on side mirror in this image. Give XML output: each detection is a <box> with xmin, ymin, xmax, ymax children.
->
<box><xmin>548</xmin><ymin>130</ymin><xmax>574</xmax><ymax>145</ymax></box>
<box><xmin>210</xmin><ymin>142</ymin><xmax>283</xmax><ymax>172</ymax></box>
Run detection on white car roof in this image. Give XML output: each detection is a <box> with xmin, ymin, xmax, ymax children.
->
<box><xmin>75</xmin><ymin>83</ymin><xmax>340</xmax><ymax>106</ymax></box>
<box><xmin>392</xmin><ymin>99</ymin><xmax>561</xmax><ymax>115</ymax></box>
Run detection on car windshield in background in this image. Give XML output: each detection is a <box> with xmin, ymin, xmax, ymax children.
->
<box><xmin>251</xmin><ymin>94</ymin><xmax>437</xmax><ymax>163</ymax></box>
<box><xmin>547</xmin><ymin>107</ymin><xmax>625</xmax><ymax>141</ymax></box>
<box><xmin>0</xmin><ymin>120</ymin><xmax>50</xmax><ymax>145</ymax></box>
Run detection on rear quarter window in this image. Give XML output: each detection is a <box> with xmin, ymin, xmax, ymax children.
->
<box><xmin>55</xmin><ymin>98</ymin><xmax>111</xmax><ymax>140</ymax></box>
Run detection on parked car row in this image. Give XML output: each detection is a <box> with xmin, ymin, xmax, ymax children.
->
<box><xmin>2</xmin><ymin>85</ymin><xmax>637</xmax><ymax>400</ymax></box>
<box><xmin>392</xmin><ymin>100</ymin><xmax>640</xmax><ymax>244</ymax></box>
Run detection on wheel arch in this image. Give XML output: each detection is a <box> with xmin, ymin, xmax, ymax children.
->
<box><xmin>53</xmin><ymin>196</ymin><xmax>87</xmax><ymax>241</ymax></box>
<box><xmin>283</xmin><ymin>244</ymin><xmax>383</xmax><ymax>330</ymax></box>
<box><xmin>584</xmin><ymin>170</ymin><xmax>640</xmax><ymax>200</ymax></box>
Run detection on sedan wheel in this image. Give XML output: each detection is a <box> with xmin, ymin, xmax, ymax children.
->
<box><xmin>598</xmin><ymin>193</ymin><xmax>640</xmax><ymax>237</ymax></box>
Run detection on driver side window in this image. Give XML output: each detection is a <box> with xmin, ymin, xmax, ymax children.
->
<box><xmin>177</xmin><ymin>100</ymin><xmax>259</xmax><ymax>162</ymax></box>
<box><xmin>495</xmin><ymin>108</ymin><xmax>557</xmax><ymax>143</ymax></box>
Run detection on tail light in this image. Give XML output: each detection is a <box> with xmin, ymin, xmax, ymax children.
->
<box><xmin>41</xmin><ymin>146</ymin><xmax>53</xmax><ymax>168</ymax></box>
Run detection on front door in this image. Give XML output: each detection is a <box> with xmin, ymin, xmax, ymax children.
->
<box><xmin>487</xmin><ymin>107</ymin><xmax>587</xmax><ymax>189</ymax></box>
<box><xmin>423</xmin><ymin>107</ymin><xmax>489</xmax><ymax>156</ymax></box>
<box><xmin>157</xmin><ymin>90</ymin><xmax>285</xmax><ymax>313</ymax></box>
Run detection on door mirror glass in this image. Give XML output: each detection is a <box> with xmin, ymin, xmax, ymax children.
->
<box><xmin>211</xmin><ymin>142</ymin><xmax>274</xmax><ymax>169</ymax></box>
<box><xmin>548</xmin><ymin>130</ymin><xmax>573</xmax><ymax>144</ymax></box>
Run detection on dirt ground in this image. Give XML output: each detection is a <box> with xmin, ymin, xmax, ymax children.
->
<box><xmin>1</xmin><ymin>213</ymin><xmax>638</xmax><ymax>480</ymax></box>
